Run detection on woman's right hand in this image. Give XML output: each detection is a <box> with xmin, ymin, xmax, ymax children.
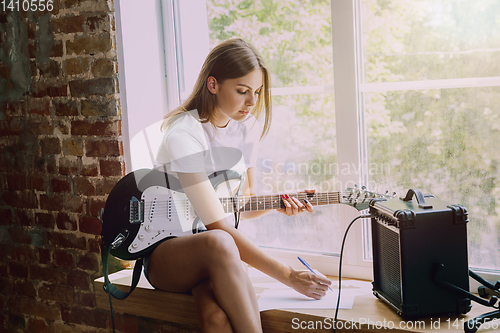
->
<box><xmin>287</xmin><ymin>268</ymin><xmax>332</xmax><ymax>300</ymax></box>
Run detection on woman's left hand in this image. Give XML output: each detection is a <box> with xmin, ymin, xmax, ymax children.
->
<box><xmin>276</xmin><ymin>190</ymin><xmax>315</xmax><ymax>216</ymax></box>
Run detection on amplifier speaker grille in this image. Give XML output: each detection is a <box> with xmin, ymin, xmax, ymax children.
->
<box><xmin>373</xmin><ymin>218</ymin><xmax>402</xmax><ymax>305</ymax></box>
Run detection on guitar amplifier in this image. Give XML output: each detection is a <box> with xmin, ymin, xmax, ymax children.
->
<box><xmin>369</xmin><ymin>189</ymin><xmax>472</xmax><ymax>320</ymax></box>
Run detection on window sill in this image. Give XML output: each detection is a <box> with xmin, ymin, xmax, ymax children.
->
<box><xmin>94</xmin><ymin>268</ymin><xmax>497</xmax><ymax>332</ymax></box>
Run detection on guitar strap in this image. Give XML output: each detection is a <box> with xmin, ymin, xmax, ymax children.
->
<box><xmin>101</xmin><ymin>244</ymin><xmax>143</xmax><ymax>300</ymax></box>
<box><xmin>100</xmin><ymin>208</ymin><xmax>143</xmax><ymax>300</ymax></box>
<box><xmin>234</xmin><ymin>171</ymin><xmax>246</xmax><ymax>229</ymax></box>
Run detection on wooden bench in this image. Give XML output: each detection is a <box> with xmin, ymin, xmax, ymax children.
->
<box><xmin>94</xmin><ymin>268</ymin><xmax>498</xmax><ymax>332</ymax></box>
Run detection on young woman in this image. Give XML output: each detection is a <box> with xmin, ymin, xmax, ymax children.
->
<box><xmin>145</xmin><ymin>38</ymin><xmax>332</xmax><ymax>333</ymax></box>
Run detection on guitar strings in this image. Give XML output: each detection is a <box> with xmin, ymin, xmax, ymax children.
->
<box><xmin>140</xmin><ymin>192</ymin><xmax>344</xmax><ymax>213</ymax></box>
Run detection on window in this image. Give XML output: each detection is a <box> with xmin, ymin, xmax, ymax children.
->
<box><xmin>359</xmin><ymin>0</ymin><xmax>500</xmax><ymax>277</ymax></box>
<box><xmin>117</xmin><ymin>0</ymin><xmax>500</xmax><ymax>280</ymax></box>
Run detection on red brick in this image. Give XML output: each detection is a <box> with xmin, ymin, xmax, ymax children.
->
<box><xmin>0</xmin><ymin>63</ymin><xmax>10</xmax><ymax>80</ymax></box>
<box><xmin>0</xmin><ymin>119</ymin><xmax>24</xmax><ymax>136</ymax></box>
<box><xmin>30</xmin><ymin>265</ymin><xmax>66</xmax><ymax>285</ymax></box>
<box><xmin>66</xmin><ymin>34</ymin><xmax>112</xmax><ymax>56</ymax></box>
<box><xmin>69</xmin><ymin>78</ymin><xmax>115</xmax><ymax>97</ymax></box>
<box><xmin>99</xmin><ymin>159</ymin><xmax>123</xmax><ymax>177</ymax></box>
<box><xmin>66</xmin><ymin>269</ymin><xmax>89</xmax><ymax>290</ymax></box>
<box><xmin>39</xmin><ymin>60</ymin><xmax>61</xmax><ymax>78</ymax></box>
<box><xmin>51</xmin><ymin>177</ymin><xmax>71</xmax><ymax>193</ymax></box>
<box><xmin>77</xmin><ymin>253</ymin><xmax>99</xmax><ymax>271</ymax></box>
<box><xmin>35</xmin><ymin>212</ymin><xmax>56</xmax><ymax>229</ymax></box>
<box><xmin>54</xmin><ymin>249</ymin><xmax>74</xmax><ymax>267</ymax></box>
<box><xmin>54</xmin><ymin>100</ymin><xmax>79</xmax><ymax>116</ymax></box>
<box><xmin>0</xmin><ymin>276</ymin><xmax>13</xmax><ymax>294</ymax></box>
<box><xmin>2</xmin><ymin>191</ymin><xmax>38</xmax><ymax>209</ymax></box>
<box><xmin>29</xmin><ymin>176</ymin><xmax>47</xmax><ymax>192</ymax></box>
<box><xmin>63</xmin><ymin>194</ymin><xmax>85</xmax><ymax>214</ymax></box>
<box><xmin>40</xmin><ymin>137</ymin><xmax>61</xmax><ymax>155</ymax></box>
<box><xmin>8</xmin><ymin>227</ymin><xmax>32</xmax><ymax>245</ymax></box>
<box><xmin>59</xmin><ymin>157</ymin><xmax>82</xmax><ymax>175</ymax></box>
<box><xmin>63</xmin><ymin>0</ymin><xmax>109</xmax><ymax>11</ymax></box>
<box><xmin>73</xmin><ymin>177</ymin><xmax>95</xmax><ymax>196</ymax></box>
<box><xmin>31</xmin><ymin>119</ymin><xmax>54</xmax><ymax>135</ymax></box>
<box><xmin>13</xmin><ymin>246</ymin><xmax>36</xmax><ymax>262</ymax></box>
<box><xmin>7</xmin><ymin>175</ymin><xmax>27</xmax><ymax>191</ymax></box>
<box><xmin>51</xmin><ymin>16</ymin><xmax>84</xmax><ymax>34</ymax></box>
<box><xmin>91</xmin><ymin>58</ymin><xmax>114</xmax><ymax>77</ymax></box>
<box><xmin>76</xmin><ymin>291</ymin><xmax>96</xmax><ymax>308</ymax></box>
<box><xmin>89</xmin><ymin>199</ymin><xmax>105</xmax><ymax>217</ymax></box>
<box><xmin>15</xmin><ymin>280</ymin><xmax>37</xmax><ymax>298</ymax></box>
<box><xmin>47</xmin><ymin>231</ymin><xmax>86</xmax><ymax>250</ymax></box>
<box><xmin>15</xmin><ymin>209</ymin><xmax>35</xmax><ymax>227</ymax></box>
<box><xmin>55</xmin><ymin>119</ymin><xmax>70</xmax><ymax>135</ymax></box>
<box><xmin>9</xmin><ymin>262</ymin><xmax>29</xmax><ymax>279</ymax></box>
<box><xmin>88</xmin><ymin>237</ymin><xmax>101</xmax><ymax>254</ymax></box>
<box><xmin>39</xmin><ymin>248</ymin><xmax>51</xmax><ymax>264</ymax></box>
<box><xmin>31</xmin><ymin>81</ymin><xmax>68</xmax><ymax>98</ymax></box>
<box><xmin>66</xmin><ymin>58</ymin><xmax>90</xmax><ymax>76</ymax></box>
<box><xmin>79</xmin><ymin>216</ymin><xmax>101</xmax><ymax>236</ymax></box>
<box><xmin>38</xmin><ymin>283</ymin><xmax>74</xmax><ymax>303</ymax></box>
<box><xmin>62</xmin><ymin>138</ymin><xmax>84</xmax><ymax>157</ymax></box>
<box><xmin>81</xmin><ymin>160</ymin><xmax>99</xmax><ymax>177</ymax></box>
<box><xmin>40</xmin><ymin>193</ymin><xmax>64</xmax><ymax>212</ymax></box>
<box><xmin>27</xmin><ymin>318</ymin><xmax>49</xmax><ymax>333</ymax></box>
<box><xmin>85</xmin><ymin>139</ymin><xmax>120</xmax><ymax>157</ymax></box>
<box><xmin>60</xmin><ymin>306</ymin><xmax>108</xmax><ymax>329</ymax></box>
<box><xmin>81</xmin><ymin>99</ymin><xmax>117</xmax><ymax>116</ymax></box>
<box><xmin>0</xmin><ymin>209</ymin><xmax>13</xmax><ymax>226</ymax></box>
<box><xmin>17</xmin><ymin>297</ymin><xmax>60</xmax><ymax>320</ymax></box>
<box><xmin>95</xmin><ymin>177</ymin><xmax>120</xmax><ymax>195</ymax></box>
<box><xmin>56</xmin><ymin>213</ymin><xmax>77</xmax><ymax>231</ymax></box>
<box><xmin>29</xmin><ymin>99</ymin><xmax>50</xmax><ymax>116</ymax></box>
<box><xmin>86</xmin><ymin>14</ymin><xmax>111</xmax><ymax>33</ymax></box>
<box><xmin>71</xmin><ymin>119</ymin><xmax>118</xmax><ymax>136</ymax></box>
<box><xmin>51</xmin><ymin>40</ymin><xmax>64</xmax><ymax>58</ymax></box>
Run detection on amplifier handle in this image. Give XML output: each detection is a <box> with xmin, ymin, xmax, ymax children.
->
<box><xmin>400</xmin><ymin>188</ymin><xmax>433</xmax><ymax>209</ymax></box>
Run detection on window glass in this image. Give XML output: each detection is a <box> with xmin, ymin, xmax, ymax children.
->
<box><xmin>362</xmin><ymin>0</ymin><xmax>500</xmax><ymax>82</ymax></box>
<box><xmin>362</xmin><ymin>0</ymin><xmax>500</xmax><ymax>270</ymax></box>
<box><xmin>206</xmin><ymin>0</ymin><xmax>342</xmax><ymax>254</ymax></box>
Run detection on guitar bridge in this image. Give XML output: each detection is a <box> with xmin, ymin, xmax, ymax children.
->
<box><xmin>129</xmin><ymin>197</ymin><xmax>144</xmax><ymax>224</ymax></box>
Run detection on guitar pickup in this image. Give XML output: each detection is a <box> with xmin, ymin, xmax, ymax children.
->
<box><xmin>129</xmin><ymin>197</ymin><xmax>144</xmax><ymax>224</ymax></box>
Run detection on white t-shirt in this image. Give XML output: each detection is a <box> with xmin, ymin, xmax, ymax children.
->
<box><xmin>155</xmin><ymin>109</ymin><xmax>261</xmax><ymax>180</ymax></box>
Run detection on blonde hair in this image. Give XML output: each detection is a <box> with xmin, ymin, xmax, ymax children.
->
<box><xmin>162</xmin><ymin>38</ymin><xmax>272</xmax><ymax>139</ymax></box>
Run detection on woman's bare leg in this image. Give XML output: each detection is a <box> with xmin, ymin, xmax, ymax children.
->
<box><xmin>147</xmin><ymin>230</ymin><xmax>262</xmax><ymax>333</ymax></box>
<box><xmin>192</xmin><ymin>279</ymin><xmax>232</xmax><ymax>333</ymax></box>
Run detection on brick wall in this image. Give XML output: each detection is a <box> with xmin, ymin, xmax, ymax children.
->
<box><xmin>0</xmin><ymin>0</ymin><xmax>164</xmax><ymax>331</ymax></box>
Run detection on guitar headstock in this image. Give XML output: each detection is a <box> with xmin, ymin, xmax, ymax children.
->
<box><xmin>341</xmin><ymin>185</ymin><xmax>396</xmax><ymax>211</ymax></box>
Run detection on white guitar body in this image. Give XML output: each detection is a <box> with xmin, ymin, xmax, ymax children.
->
<box><xmin>128</xmin><ymin>177</ymin><xmax>242</xmax><ymax>255</ymax></box>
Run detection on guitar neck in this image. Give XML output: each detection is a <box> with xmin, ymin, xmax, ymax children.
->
<box><xmin>219</xmin><ymin>192</ymin><xmax>341</xmax><ymax>213</ymax></box>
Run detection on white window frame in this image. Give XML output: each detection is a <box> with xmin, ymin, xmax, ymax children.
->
<box><xmin>115</xmin><ymin>0</ymin><xmax>500</xmax><ymax>284</ymax></box>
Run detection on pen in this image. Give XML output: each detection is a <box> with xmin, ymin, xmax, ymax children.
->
<box><xmin>297</xmin><ymin>256</ymin><xmax>333</xmax><ymax>291</ymax></box>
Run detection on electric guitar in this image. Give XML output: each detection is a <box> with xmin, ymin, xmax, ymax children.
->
<box><xmin>101</xmin><ymin>169</ymin><xmax>390</xmax><ymax>260</ymax></box>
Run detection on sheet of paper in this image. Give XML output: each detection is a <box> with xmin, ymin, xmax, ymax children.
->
<box><xmin>257</xmin><ymin>287</ymin><xmax>355</xmax><ymax>312</ymax></box>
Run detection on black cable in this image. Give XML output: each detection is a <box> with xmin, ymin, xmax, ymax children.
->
<box><xmin>333</xmin><ymin>214</ymin><xmax>372</xmax><ymax>333</ymax></box>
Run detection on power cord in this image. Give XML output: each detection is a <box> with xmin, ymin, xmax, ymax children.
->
<box><xmin>333</xmin><ymin>214</ymin><xmax>372</xmax><ymax>333</ymax></box>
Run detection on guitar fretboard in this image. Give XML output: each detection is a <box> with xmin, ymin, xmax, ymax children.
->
<box><xmin>219</xmin><ymin>192</ymin><xmax>341</xmax><ymax>213</ymax></box>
